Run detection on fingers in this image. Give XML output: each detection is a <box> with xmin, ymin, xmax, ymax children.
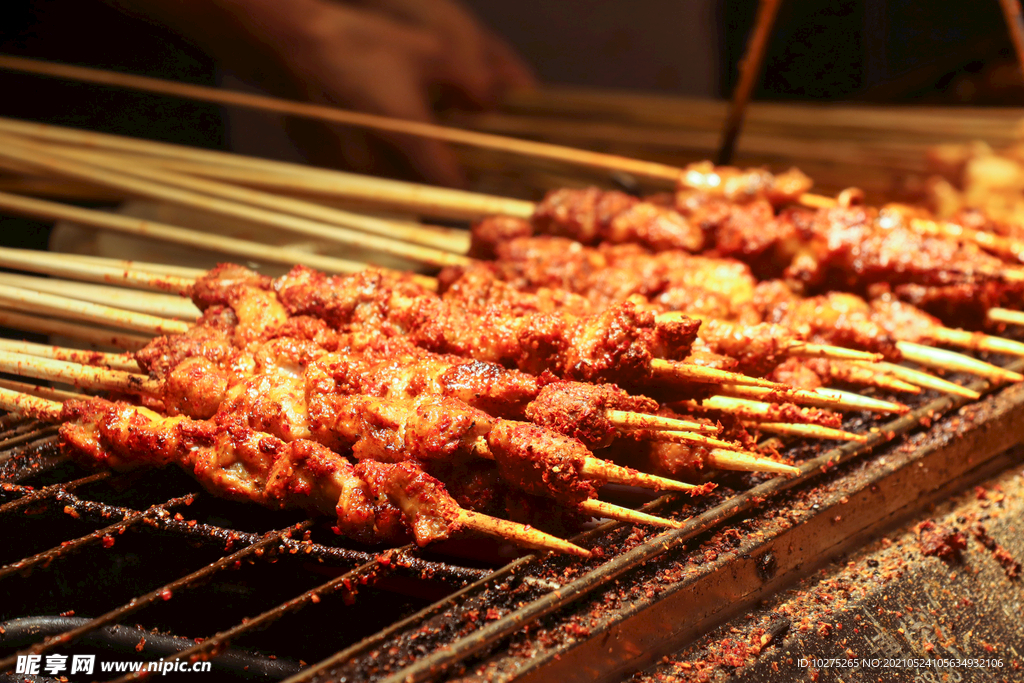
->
<box><xmin>364</xmin><ymin>0</ymin><xmax>535</xmax><ymax>105</ymax></box>
<box><xmin>482</xmin><ymin>30</ymin><xmax>538</xmax><ymax>93</ymax></box>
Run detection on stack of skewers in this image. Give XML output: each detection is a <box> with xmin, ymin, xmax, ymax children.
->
<box><xmin>1</xmin><ymin>66</ymin><xmax>1024</xmax><ymax>559</ymax></box>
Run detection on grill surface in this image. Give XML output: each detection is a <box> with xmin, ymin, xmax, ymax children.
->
<box><xmin>1</xmin><ymin>358</ymin><xmax>1023</xmax><ymax>682</ymax></box>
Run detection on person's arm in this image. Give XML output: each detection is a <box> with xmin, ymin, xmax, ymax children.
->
<box><xmin>110</xmin><ymin>0</ymin><xmax>534</xmax><ymax>184</ymax></box>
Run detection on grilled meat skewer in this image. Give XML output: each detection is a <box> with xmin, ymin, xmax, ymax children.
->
<box><xmin>0</xmin><ymin>387</ymin><xmax>589</xmax><ymax>555</ymax></box>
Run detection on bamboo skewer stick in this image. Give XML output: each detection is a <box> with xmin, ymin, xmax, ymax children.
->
<box><xmin>0</xmin><ymin>246</ymin><xmax>195</xmax><ymax>294</ymax></box>
<box><xmin>0</xmin><ymin>351</ymin><xmax>161</xmax><ymax>395</ymax></box>
<box><xmin>649</xmin><ymin>359</ymin><xmax>785</xmax><ymax>389</ymax></box>
<box><xmin>0</xmin><ymin>56</ymin><xmax>688</xmax><ymax>184</ymax></box>
<box><xmin>908</xmin><ymin>217</ymin><xmax>1024</xmax><ymax>264</ymax></box>
<box><xmin>853</xmin><ymin>360</ymin><xmax>981</xmax><ymax>400</ymax></box>
<box><xmin>988</xmin><ymin>307</ymin><xmax>1024</xmax><ymax>327</ymax></box>
<box><xmin>41</xmin><ymin>143</ymin><xmax>472</xmax><ymax>253</ymax></box>
<box><xmin>998</xmin><ymin>0</ymin><xmax>1024</xmax><ymax>87</ymax></box>
<box><xmin>0</xmin><ymin>117</ymin><xmax>534</xmax><ymax>223</ymax></box>
<box><xmin>896</xmin><ymin>341</ymin><xmax>1024</xmax><ymax>384</ymax></box>
<box><xmin>605</xmin><ymin>410</ymin><xmax>719</xmax><ymax>433</ymax></box>
<box><xmin>929</xmin><ymin>325</ymin><xmax>1024</xmax><ymax>358</ymax></box>
<box><xmin>0</xmin><ymin>136</ymin><xmax>469</xmax><ymax>270</ymax></box>
<box><xmin>738</xmin><ymin>420</ymin><xmax>870</xmax><ymax>444</ymax></box>
<box><xmin>0</xmin><ymin>273</ymin><xmax>200</xmax><ymax>320</ymax></box>
<box><xmin>717</xmin><ymin>0</ymin><xmax>782</xmax><ymax>165</ymax></box>
<box><xmin>0</xmin><ymin>338</ymin><xmax>138</xmax><ymax>371</ymax></box>
<box><xmin>784</xmin><ymin>342</ymin><xmax>884</xmax><ymax>363</ymax></box>
<box><xmin>705</xmin><ymin>448</ymin><xmax>799</xmax><ymax>476</ymax></box>
<box><xmin>453</xmin><ymin>509</ymin><xmax>590</xmax><ymax>556</ymax></box>
<box><xmin>680</xmin><ymin>396</ymin><xmax>866</xmax><ymax>441</ymax></box>
<box><xmin>50</xmin><ymin>253</ymin><xmax>206</xmax><ymax>280</ymax></box>
<box><xmin>648</xmin><ymin>429</ymin><xmax>750</xmax><ymax>451</ymax></box>
<box><xmin>0</xmin><ymin>385</ymin><xmax>593</xmax><ymax>558</ymax></box>
<box><xmin>0</xmin><ymin>386</ymin><xmax>63</xmax><ymax>421</ymax></box>
<box><xmin>825</xmin><ymin>362</ymin><xmax>922</xmax><ymax>394</ymax></box>
<box><xmin>579</xmin><ymin>499</ymin><xmax>683</xmax><ymax>528</ymax></box>
<box><xmin>720</xmin><ymin>383</ymin><xmax>909</xmax><ymax>415</ymax></box>
<box><xmin>0</xmin><ymin>284</ymin><xmax>189</xmax><ymax>336</ymax></box>
<box><xmin>0</xmin><ymin>309</ymin><xmax>151</xmax><ymax>351</ymax></box>
<box><xmin>0</xmin><ymin>378</ymin><xmax>83</xmax><ymax>403</ymax></box>
<box><xmin>0</xmin><ymin>191</ymin><xmax>381</xmax><ymax>283</ymax></box>
<box><xmin>644</xmin><ymin>431</ymin><xmax>802</xmax><ymax>474</ymax></box>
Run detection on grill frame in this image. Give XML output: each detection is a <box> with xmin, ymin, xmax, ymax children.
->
<box><xmin>0</xmin><ymin>362</ymin><xmax>1021</xmax><ymax>683</ymax></box>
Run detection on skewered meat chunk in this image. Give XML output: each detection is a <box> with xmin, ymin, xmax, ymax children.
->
<box><xmin>678</xmin><ymin>162</ymin><xmax>814</xmax><ymax>206</ymax></box>
<box><xmin>267</xmin><ymin>265</ymin><xmax>699</xmax><ymax>386</ymax></box>
<box><xmin>136</xmin><ymin>305</ymin><xmax>240</xmax><ymax>377</ymax></box>
<box><xmin>525</xmin><ymin>381</ymin><xmax>658</xmax><ymax>449</ymax></box>
<box><xmin>468</xmin><ymin>216</ymin><xmax>535</xmax><ymax>260</ymax></box>
<box><xmin>753</xmin><ymin>285</ymin><xmax>901</xmax><ymax>359</ymax></box>
<box><xmin>59</xmin><ymin>397</ymin><xmax>406</xmax><ymax>545</ymax></box>
<box><xmin>532</xmin><ymin>187</ymin><xmax>705</xmax><ymax>252</ymax></box>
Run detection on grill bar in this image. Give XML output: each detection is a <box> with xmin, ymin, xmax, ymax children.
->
<box><xmin>0</xmin><ymin>519</ymin><xmax>314</xmax><ymax>670</ymax></box>
<box><xmin>0</xmin><ymin>476</ymin><xmax>490</xmax><ymax>584</ymax></box>
<box><xmin>107</xmin><ymin>549</ymin><xmax>408</xmax><ymax>683</ymax></box>
<box><xmin>0</xmin><ymin>493</ymin><xmax>197</xmax><ymax>581</ymax></box>
<box><xmin>0</xmin><ymin>424</ymin><xmax>59</xmax><ymax>452</ymax></box>
<box><xmin>0</xmin><ymin>471</ymin><xmax>110</xmax><ymax>515</ymax></box>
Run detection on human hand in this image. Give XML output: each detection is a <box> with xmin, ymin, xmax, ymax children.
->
<box><xmin>118</xmin><ymin>0</ymin><xmax>535</xmax><ymax>185</ymax></box>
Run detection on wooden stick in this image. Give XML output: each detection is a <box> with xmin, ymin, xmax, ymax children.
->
<box><xmin>648</xmin><ymin>430</ymin><xmax>748</xmax><ymax>451</ymax></box>
<box><xmin>649</xmin><ymin>358</ymin><xmax>784</xmax><ymax>388</ymax></box>
<box><xmin>41</xmin><ymin>142</ymin><xmax>473</xmax><ymax>253</ymax></box>
<box><xmin>454</xmin><ymin>509</ymin><xmax>590</xmax><ymax>556</ymax></box>
<box><xmin>739</xmin><ymin>420</ymin><xmax>869</xmax><ymax>443</ymax></box>
<box><xmin>824</xmin><ymin>361</ymin><xmax>922</xmax><ymax>394</ymax></box>
<box><xmin>705</xmin><ymin>449</ymin><xmax>799</xmax><ymax>476</ymax></box>
<box><xmin>999</xmin><ymin>0</ymin><xmax>1024</xmax><ymax>87</ymax></box>
<box><xmin>909</xmin><ymin>216</ymin><xmax>1024</xmax><ymax>264</ymax></box>
<box><xmin>717</xmin><ymin>0</ymin><xmax>783</xmax><ymax>165</ymax></box>
<box><xmin>579</xmin><ymin>499</ymin><xmax>682</xmax><ymax>528</ymax></box>
<box><xmin>785</xmin><ymin>342</ymin><xmax>884</xmax><ymax>363</ymax></box>
<box><xmin>578</xmin><ymin>459</ymin><xmax>697</xmax><ymax>493</ymax></box>
<box><xmin>853</xmin><ymin>360</ymin><xmax>981</xmax><ymax>400</ymax></box>
<box><xmin>0</xmin><ymin>351</ymin><xmax>161</xmax><ymax>395</ymax></box>
<box><xmin>0</xmin><ymin>136</ymin><xmax>468</xmax><ymax>270</ymax></box>
<box><xmin>51</xmin><ymin>253</ymin><xmax>206</xmax><ymax>280</ymax></box>
<box><xmin>0</xmin><ymin>386</ymin><xmax>63</xmax><ymax>422</ymax></box>
<box><xmin>605</xmin><ymin>409</ymin><xmax>720</xmax><ymax>433</ymax></box>
<box><xmin>680</xmin><ymin>396</ymin><xmax>834</xmax><ymax>426</ymax></box>
<box><xmin>896</xmin><ymin>340</ymin><xmax>1024</xmax><ymax>384</ymax></box>
<box><xmin>0</xmin><ymin>309</ymin><xmax>151</xmax><ymax>351</ymax></box>
<box><xmin>0</xmin><ymin>284</ymin><xmax>189</xmax><ymax>336</ymax></box>
<box><xmin>929</xmin><ymin>325</ymin><xmax>1024</xmax><ymax>358</ymax></box>
<box><xmin>0</xmin><ymin>246</ymin><xmax>195</xmax><ymax>294</ymax></box>
<box><xmin>0</xmin><ymin>55</ymin><xmax>685</xmax><ymax>183</ymax></box>
<box><xmin>0</xmin><ymin>272</ymin><xmax>199</xmax><ymax>320</ymax></box>
<box><xmin>0</xmin><ymin>339</ymin><xmax>138</xmax><ymax>371</ymax></box>
<box><xmin>0</xmin><ymin>191</ymin><xmax>399</xmax><ymax>284</ymax></box>
<box><xmin>0</xmin><ymin>378</ymin><xmax>83</xmax><ymax>403</ymax></box>
<box><xmin>989</xmin><ymin>307</ymin><xmax>1024</xmax><ymax>326</ymax></box>
<box><xmin>720</xmin><ymin>384</ymin><xmax>910</xmax><ymax>414</ymax></box>
<box><xmin>0</xmin><ymin>117</ymin><xmax>534</xmax><ymax>223</ymax></box>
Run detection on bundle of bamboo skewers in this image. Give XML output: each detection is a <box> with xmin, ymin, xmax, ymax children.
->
<box><xmin>1</xmin><ymin>57</ymin><xmax>1023</xmax><ymax>557</ymax></box>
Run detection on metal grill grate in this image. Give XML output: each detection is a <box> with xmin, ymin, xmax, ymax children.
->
<box><xmin>1</xmin><ymin>359</ymin><xmax>1022</xmax><ymax>682</ymax></box>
